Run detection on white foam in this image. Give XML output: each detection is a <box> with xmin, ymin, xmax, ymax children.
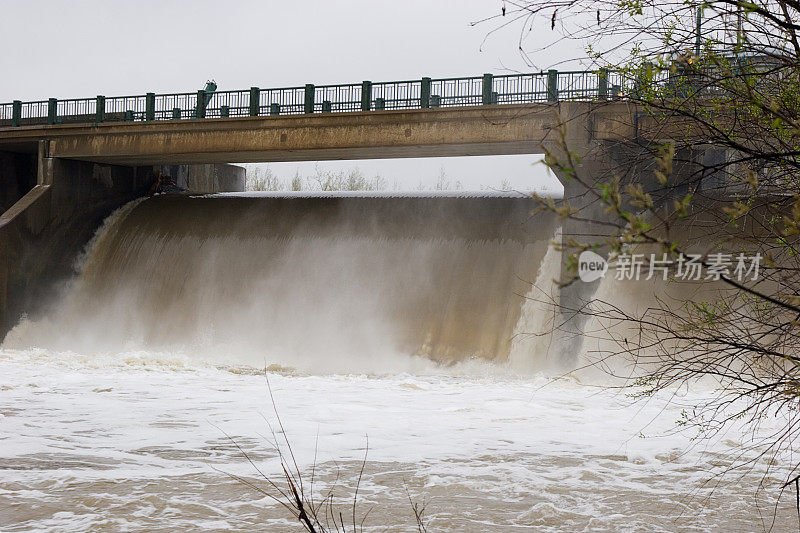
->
<box><xmin>0</xmin><ymin>351</ymin><xmax>794</xmax><ymax>530</ymax></box>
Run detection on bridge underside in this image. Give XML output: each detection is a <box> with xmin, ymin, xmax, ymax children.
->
<box><xmin>0</xmin><ymin>103</ymin><xmax>638</xmax><ymax>165</ymax></box>
<box><xmin>84</xmin><ymin>142</ymin><xmax>541</xmax><ymax>165</ymax></box>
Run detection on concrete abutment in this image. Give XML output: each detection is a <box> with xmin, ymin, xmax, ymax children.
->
<box><xmin>0</xmin><ymin>144</ymin><xmax>244</xmax><ymax>338</ymax></box>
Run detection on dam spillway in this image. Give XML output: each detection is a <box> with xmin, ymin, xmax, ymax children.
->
<box><xmin>5</xmin><ymin>191</ymin><xmax>558</xmax><ymax>371</ymax></box>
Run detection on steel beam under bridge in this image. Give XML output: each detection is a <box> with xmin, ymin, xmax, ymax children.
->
<box><xmin>0</xmin><ymin>103</ymin><xmax>638</xmax><ymax>166</ymax></box>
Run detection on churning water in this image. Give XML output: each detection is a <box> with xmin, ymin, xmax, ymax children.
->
<box><xmin>0</xmin><ymin>193</ymin><xmax>796</xmax><ymax>531</ymax></box>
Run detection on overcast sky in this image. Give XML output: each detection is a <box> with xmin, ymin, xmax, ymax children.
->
<box><xmin>0</xmin><ymin>0</ymin><xmax>577</xmax><ymax>192</ymax></box>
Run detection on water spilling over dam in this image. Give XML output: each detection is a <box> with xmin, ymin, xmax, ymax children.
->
<box><xmin>5</xmin><ymin>192</ymin><xmax>558</xmax><ymax>372</ymax></box>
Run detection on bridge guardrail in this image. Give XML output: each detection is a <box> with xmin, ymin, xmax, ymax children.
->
<box><xmin>0</xmin><ymin>69</ymin><xmax>716</xmax><ymax>128</ymax></box>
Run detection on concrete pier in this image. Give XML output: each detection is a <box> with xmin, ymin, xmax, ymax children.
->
<box><xmin>0</xmin><ymin>140</ymin><xmax>244</xmax><ymax>337</ymax></box>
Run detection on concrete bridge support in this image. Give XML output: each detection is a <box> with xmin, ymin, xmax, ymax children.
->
<box><xmin>0</xmin><ymin>144</ymin><xmax>244</xmax><ymax>339</ymax></box>
<box><xmin>0</xmin><ymin>151</ymin><xmax>151</xmax><ymax>339</ymax></box>
<box><xmin>549</xmin><ymin>106</ymin><xmax>733</xmax><ymax>364</ymax></box>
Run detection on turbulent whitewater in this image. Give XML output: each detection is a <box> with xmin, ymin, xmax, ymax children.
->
<box><xmin>0</xmin><ymin>192</ymin><xmax>796</xmax><ymax>531</ymax></box>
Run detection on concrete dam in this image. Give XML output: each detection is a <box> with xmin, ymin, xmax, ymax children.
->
<box><xmin>3</xmin><ymin>191</ymin><xmax>559</xmax><ymax>369</ymax></box>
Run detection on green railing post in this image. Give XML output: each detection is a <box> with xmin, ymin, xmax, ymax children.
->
<box><xmin>12</xmin><ymin>100</ymin><xmax>21</xmax><ymax>127</ymax></box>
<box><xmin>322</xmin><ymin>100</ymin><xmax>332</xmax><ymax>113</ymax></box>
<box><xmin>249</xmin><ymin>87</ymin><xmax>260</xmax><ymax>116</ymax></box>
<box><xmin>95</xmin><ymin>95</ymin><xmax>105</xmax><ymax>123</ymax></box>
<box><xmin>125</xmin><ymin>110</ymin><xmax>134</xmax><ymax>122</ymax></box>
<box><xmin>430</xmin><ymin>94</ymin><xmax>441</xmax><ymax>108</ymax></box>
<box><xmin>304</xmin><ymin>84</ymin><xmax>315</xmax><ymax>114</ymax></box>
<box><xmin>145</xmin><ymin>92</ymin><xmax>155</xmax><ymax>121</ymax></box>
<box><xmin>172</xmin><ymin>108</ymin><xmax>181</xmax><ymax>120</ymax></box>
<box><xmin>220</xmin><ymin>105</ymin><xmax>230</xmax><ymax>117</ymax></box>
<box><xmin>47</xmin><ymin>98</ymin><xmax>57</xmax><ymax>125</ymax></box>
<box><xmin>547</xmin><ymin>70</ymin><xmax>559</xmax><ymax>102</ymax></box>
<box><xmin>482</xmin><ymin>73</ymin><xmax>493</xmax><ymax>105</ymax></box>
<box><xmin>695</xmin><ymin>6</ymin><xmax>702</xmax><ymax>56</ymax></box>
<box><xmin>375</xmin><ymin>97</ymin><xmax>385</xmax><ymax>110</ymax></box>
<box><xmin>361</xmin><ymin>81</ymin><xmax>372</xmax><ymax>111</ymax></box>
<box><xmin>598</xmin><ymin>68</ymin><xmax>609</xmax><ymax>100</ymax></box>
<box><xmin>270</xmin><ymin>103</ymin><xmax>280</xmax><ymax>115</ymax></box>
<box><xmin>611</xmin><ymin>84</ymin><xmax>621</xmax><ymax>100</ymax></box>
<box><xmin>196</xmin><ymin>90</ymin><xmax>206</xmax><ymax>119</ymax></box>
<box><xmin>420</xmin><ymin>77</ymin><xmax>431</xmax><ymax>108</ymax></box>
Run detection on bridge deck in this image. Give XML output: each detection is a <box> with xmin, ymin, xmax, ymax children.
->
<box><xmin>0</xmin><ymin>103</ymin><xmax>640</xmax><ymax>165</ymax></box>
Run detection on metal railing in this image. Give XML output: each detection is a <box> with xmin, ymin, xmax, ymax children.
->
<box><xmin>0</xmin><ymin>70</ymin><xmax>660</xmax><ymax>128</ymax></box>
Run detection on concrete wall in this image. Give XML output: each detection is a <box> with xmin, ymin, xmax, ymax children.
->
<box><xmin>0</xmin><ymin>151</ymin><xmax>245</xmax><ymax>338</ymax></box>
<box><xmin>547</xmin><ymin>105</ymin><xmax>736</xmax><ymax>364</ymax></box>
<box><xmin>0</xmin><ymin>155</ymin><xmax>154</xmax><ymax>338</ymax></box>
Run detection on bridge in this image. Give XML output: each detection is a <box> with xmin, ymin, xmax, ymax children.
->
<box><xmin>0</xmin><ymin>70</ymin><xmax>646</xmax><ymax>165</ymax></box>
<box><xmin>0</xmin><ymin>69</ymin><xmax>718</xmax><ymax>339</ymax></box>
